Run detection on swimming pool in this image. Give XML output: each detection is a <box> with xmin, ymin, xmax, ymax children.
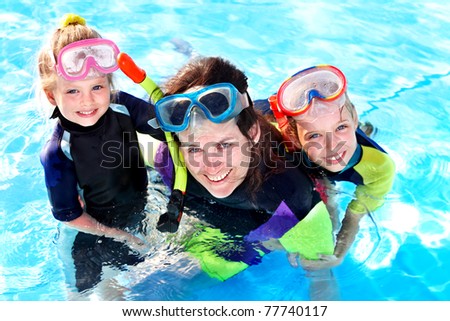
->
<box><xmin>1</xmin><ymin>0</ymin><xmax>449</xmax><ymax>301</ymax></box>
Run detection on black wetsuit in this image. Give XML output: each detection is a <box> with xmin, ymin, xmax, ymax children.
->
<box><xmin>154</xmin><ymin>141</ymin><xmax>325</xmax><ymax>266</ymax></box>
<box><xmin>183</xmin><ymin>162</ymin><xmax>322</xmax><ymax>235</ymax></box>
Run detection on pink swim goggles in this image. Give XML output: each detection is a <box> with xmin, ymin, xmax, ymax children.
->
<box><xmin>55</xmin><ymin>38</ymin><xmax>120</xmax><ymax>81</ymax></box>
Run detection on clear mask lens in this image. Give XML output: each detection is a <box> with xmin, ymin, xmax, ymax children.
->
<box><xmin>277</xmin><ymin>65</ymin><xmax>347</xmax><ymax>116</ymax></box>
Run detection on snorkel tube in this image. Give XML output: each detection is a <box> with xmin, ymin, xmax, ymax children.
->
<box><xmin>117</xmin><ymin>52</ymin><xmax>187</xmax><ymax>233</ymax></box>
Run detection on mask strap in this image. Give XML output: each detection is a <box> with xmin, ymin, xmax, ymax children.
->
<box><xmin>269</xmin><ymin>95</ymin><xmax>297</xmax><ymax>152</ymax></box>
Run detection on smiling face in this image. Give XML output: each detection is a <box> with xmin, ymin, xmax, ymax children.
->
<box><xmin>45</xmin><ymin>75</ymin><xmax>111</xmax><ymax>127</ymax></box>
<box><xmin>295</xmin><ymin>101</ymin><xmax>359</xmax><ymax>172</ymax></box>
<box><xmin>178</xmin><ymin>117</ymin><xmax>260</xmax><ymax>199</ymax></box>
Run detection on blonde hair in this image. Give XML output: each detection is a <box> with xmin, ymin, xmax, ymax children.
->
<box><xmin>342</xmin><ymin>93</ymin><xmax>358</xmax><ymax>121</ymax></box>
<box><xmin>37</xmin><ymin>13</ymin><xmax>113</xmax><ymax>93</ymax></box>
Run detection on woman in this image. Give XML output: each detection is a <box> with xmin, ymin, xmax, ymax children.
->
<box><xmin>149</xmin><ymin>57</ymin><xmax>336</xmax><ymax>288</ymax></box>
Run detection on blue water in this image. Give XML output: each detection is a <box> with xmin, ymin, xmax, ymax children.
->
<box><xmin>1</xmin><ymin>0</ymin><xmax>449</xmax><ymax>301</ymax></box>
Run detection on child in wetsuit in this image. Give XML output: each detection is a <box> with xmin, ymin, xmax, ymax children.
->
<box><xmin>37</xmin><ymin>13</ymin><xmax>162</xmax><ymax>293</ymax></box>
<box><xmin>268</xmin><ymin>65</ymin><xmax>395</xmax><ymax>270</ymax></box>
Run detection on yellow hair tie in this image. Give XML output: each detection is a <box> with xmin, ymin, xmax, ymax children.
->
<box><xmin>59</xmin><ymin>13</ymin><xmax>86</xmax><ymax>28</ymax></box>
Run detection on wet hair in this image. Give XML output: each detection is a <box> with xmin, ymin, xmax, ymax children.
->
<box><xmin>163</xmin><ymin>56</ymin><xmax>286</xmax><ymax>197</ymax></box>
<box><xmin>37</xmin><ymin>14</ymin><xmax>113</xmax><ymax>93</ymax></box>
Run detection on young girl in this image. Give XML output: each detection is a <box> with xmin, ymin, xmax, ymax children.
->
<box><xmin>37</xmin><ymin>13</ymin><xmax>162</xmax><ymax>293</ymax></box>
<box><xmin>268</xmin><ymin>65</ymin><xmax>396</xmax><ymax>270</ymax></box>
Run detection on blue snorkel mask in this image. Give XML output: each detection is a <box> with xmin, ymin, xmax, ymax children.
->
<box><xmin>154</xmin><ymin>83</ymin><xmax>250</xmax><ymax>132</ymax></box>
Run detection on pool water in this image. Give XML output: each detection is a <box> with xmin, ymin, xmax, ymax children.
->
<box><xmin>1</xmin><ymin>0</ymin><xmax>449</xmax><ymax>301</ymax></box>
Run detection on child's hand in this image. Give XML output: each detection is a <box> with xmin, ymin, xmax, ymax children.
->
<box><xmin>113</xmin><ymin>229</ymin><xmax>149</xmax><ymax>254</ymax></box>
<box><xmin>261</xmin><ymin>238</ymin><xmax>285</xmax><ymax>251</ymax></box>
<box><xmin>261</xmin><ymin>239</ymin><xmax>302</xmax><ymax>269</ymax></box>
<box><xmin>123</xmin><ymin>233</ymin><xmax>150</xmax><ymax>254</ymax></box>
<box><xmin>300</xmin><ymin>254</ymin><xmax>342</xmax><ymax>270</ymax></box>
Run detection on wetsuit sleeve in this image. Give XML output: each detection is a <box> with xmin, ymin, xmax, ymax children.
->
<box><xmin>40</xmin><ymin>130</ymin><xmax>83</xmax><ymax>221</ymax></box>
<box><xmin>349</xmin><ymin>145</ymin><xmax>396</xmax><ymax>214</ymax></box>
<box><xmin>278</xmin><ymin>201</ymin><xmax>334</xmax><ymax>259</ymax></box>
<box><xmin>113</xmin><ymin>91</ymin><xmax>166</xmax><ymax>141</ymax></box>
<box><xmin>153</xmin><ymin>141</ymin><xmax>175</xmax><ymax>189</ymax></box>
<box><xmin>242</xmin><ymin>166</ymin><xmax>324</xmax><ymax>242</ymax></box>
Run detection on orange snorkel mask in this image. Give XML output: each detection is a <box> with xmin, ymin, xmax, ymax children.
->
<box><xmin>269</xmin><ymin>65</ymin><xmax>348</xmax><ymax>152</ymax></box>
<box><xmin>273</xmin><ymin>65</ymin><xmax>347</xmax><ymax>117</ymax></box>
